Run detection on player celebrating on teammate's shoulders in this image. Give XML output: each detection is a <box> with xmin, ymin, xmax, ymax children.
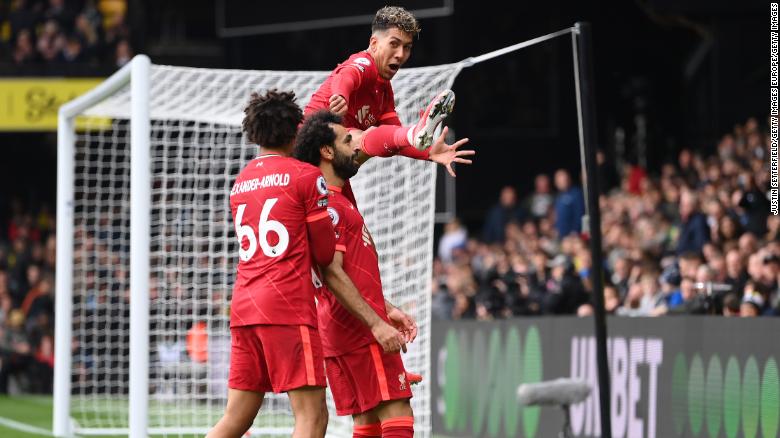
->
<box><xmin>305</xmin><ymin>6</ymin><xmax>474</xmax><ymax>179</ymax></box>
<box><xmin>294</xmin><ymin>111</ymin><xmax>421</xmax><ymax>438</ymax></box>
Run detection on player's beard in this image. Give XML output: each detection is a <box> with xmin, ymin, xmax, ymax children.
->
<box><xmin>332</xmin><ymin>149</ymin><xmax>360</xmax><ymax>181</ymax></box>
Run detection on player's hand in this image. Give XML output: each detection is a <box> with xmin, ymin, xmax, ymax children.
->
<box><xmin>429</xmin><ymin>127</ymin><xmax>475</xmax><ymax>177</ymax></box>
<box><xmin>329</xmin><ymin>94</ymin><xmax>348</xmax><ymax>116</ymax></box>
<box><xmin>371</xmin><ymin>321</ymin><xmax>406</xmax><ymax>353</ymax></box>
<box><xmin>386</xmin><ymin>307</ymin><xmax>418</xmax><ymax>345</ymax></box>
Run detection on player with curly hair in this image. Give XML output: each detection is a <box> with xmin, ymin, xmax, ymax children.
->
<box><xmin>305</xmin><ymin>6</ymin><xmax>474</xmax><ymax>182</ymax></box>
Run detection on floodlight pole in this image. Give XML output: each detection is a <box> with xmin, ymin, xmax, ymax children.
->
<box><xmin>572</xmin><ymin>22</ymin><xmax>612</xmax><ymax>438</ymax></box>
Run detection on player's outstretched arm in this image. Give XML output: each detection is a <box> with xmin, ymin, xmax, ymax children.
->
<box><xmin>322</xmin><ymin>252</ymin><xmax>406</xmax><ymax>353</ymax></box>
<box><xmin>385</xmin><ymin>300</ymin><xmax>418</xmax><ymax>343</ymax></box>
<box><xmin>427</xmin><ymin>126</ymin><xmax>474</xmax><ymax>177</ymax></box>
<box><xmin>329</xmin><ymin>66</ymin><xmax>362</xmax><ymax>116</ymax></box>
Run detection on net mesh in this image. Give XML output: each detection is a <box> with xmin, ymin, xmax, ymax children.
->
<box><xmin>68</xmin><ymin>62</ymin><xmax>462</xmax><ymax>436</ymax></box>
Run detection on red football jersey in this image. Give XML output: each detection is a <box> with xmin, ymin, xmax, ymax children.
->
<box><xmin>317</xmin><ymin>185</ymin><xmax>389</xmax><ymax>357</ymax></box>
<box><xmin>305</xmin><ymin>51</ymin><xmax>398</xmax><ymax>129</ymax></box>
<box><xmin>229</xmin><ymin>154</ymin><xmax>331</xmax><ymax>328</ymax></box>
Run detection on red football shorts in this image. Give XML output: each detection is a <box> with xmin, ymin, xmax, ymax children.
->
<box><xmin>325</xmin><ymin>343</ymin><xmax>413</xmax><ymax>416</ymax></box>
<box><xmin>228</xmin><ymin>324</ymin><xmax>326</xmax><ymax>394</ymax></box>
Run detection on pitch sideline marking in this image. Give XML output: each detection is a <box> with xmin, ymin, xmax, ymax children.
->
<box><xmin>0</xmin><ymin>416</ymin><xmax>54</xmax><ymax>436</ymax></box>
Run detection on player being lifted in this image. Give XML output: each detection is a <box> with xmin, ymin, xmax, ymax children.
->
<box><xmin>208</xmin><ymin>91</ymin><xmax>405</xmax><ymax>438</ymax></box>
<box><xmin>305</xmin><ymin>6</ymin><xmax>474</xmax><ymax>183</ymax></box>
<box><xmin>295</xmin><ymin>111</ymin><xmax>446</xmax><ymax>438</ymax></box>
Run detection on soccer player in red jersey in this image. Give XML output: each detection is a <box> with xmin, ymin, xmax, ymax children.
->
<box><xmin>295</xmin><ymin>111</ymin><xmax>440</xmax><ymax>438</ymax></box>
<box><xmin>208</xmin><ymin>91</ymin><xmax>404</xmax><ymax>438</ymax></box>
<box><xmin>304</xmin><ymin>6</ymin><xmax>474</xmax><ymax>181</ymax></box>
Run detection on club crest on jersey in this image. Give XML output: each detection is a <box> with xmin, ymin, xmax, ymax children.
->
<box><xmin>399</xmin><ymin>373</ymin><xmax>406</xmax><ymax>391</ymax></box>
<box><xmin>357</xmin><ymin>105</ymin><xmax>376</xmax><ymax>127</ymax></box>
<box><xmin>316</xmin><ymin>175</ymin><xmax>328</xmax><ymax>195</ymax></box>
<box><xmin>353</xmin><ymin>57</ymin><xmax>371</xmax><ymax>66</ymax></box>
<box><xmin>327</xmin><ymin>207</ymin><xmax>340</xmax><ymax>225</ymax></box>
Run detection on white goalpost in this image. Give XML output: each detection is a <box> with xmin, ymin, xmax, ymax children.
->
<box><xmin>54</xmin><ymin>25</ymin><xmax>582</xmax><ymax>438</ymax></box>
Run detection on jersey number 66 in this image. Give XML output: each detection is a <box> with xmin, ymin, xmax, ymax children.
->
<box><xmin>234</xmin><ymin>199</ymin><xmax>289</xmax><ymax>261</ymax></box>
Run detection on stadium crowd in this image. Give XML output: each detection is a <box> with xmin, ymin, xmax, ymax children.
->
<box><xmin>1</xmin><ymin>0</ymin><xmax>132</xmax><ymax>67</ymax></box>
<box><xmin>0</xmin><ymin>200</ymin><xmax>55</xmax><ymax>393</ymax></box>
<box><xmin>433</xmin><ymin>117</ymin><xmax>779</xmax><ymax>320</ymax></box>
<box><xmin>0</xmin><ymin>117</ymin><xmax>774</xmax><ymax>393</ymax></box>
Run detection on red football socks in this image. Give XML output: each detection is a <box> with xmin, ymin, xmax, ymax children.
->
<box><xmin>380</xmin><ymin>416</ymin><xmax>414</xmax><ymax>438</ymax></box>
<box><xmin>353</xmin><ymin>422</ymin><xmax>382</xmax><ymax>438</ymax></box>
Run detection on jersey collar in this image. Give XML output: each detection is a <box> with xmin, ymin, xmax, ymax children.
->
<box><xmin>328</xmin><ymin>185</ymin><xmax>343</xmax><ymax>193</ymax></box>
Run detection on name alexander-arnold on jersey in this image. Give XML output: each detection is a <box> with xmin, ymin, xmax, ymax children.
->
<box><xmin>230</xmin><ymin>173</ymin><xmax>291</xmax><ymax>196</ymax></box>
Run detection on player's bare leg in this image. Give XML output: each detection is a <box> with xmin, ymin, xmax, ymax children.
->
<box><xmin>373</xmin><ymin>399</ymin><xmax>414</xmax><ymax>438</ymax></box>
<box><xmin>352</xmin><ymin>411</ymin><xmax>382</xmax><ymax>437</ymax></box>
<box><xmin>288</xmin><ymin>386</ymin><xmax>329</xmax><ymax>438</ymax></box>
<box><xmin>207</xmin><ymin>388</ymin><xmax>264</xmax><ymax>438</ymax></box>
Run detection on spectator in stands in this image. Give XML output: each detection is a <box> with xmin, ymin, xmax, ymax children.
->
<box><xmin>524</xmin><ymin>174</ymin><xmax>555</xmax><ymax>220</ymax></box>
<box><xmin>0</xmin><ymin>309</ymin><xmax>31</xmax><ymax>393</ymax></box>
<box><xmin>677</xmin><ymin>190</ymin><xmax>709</xmax><ymax>255</ymax></box>
<box><xmin>115</xmin><ymin>38</ymin><xmax>132</xmax><ymax>67</ymax></box>
<box><xmin>553</xmin><ymin>169</ymin><xmax>585</xmax><ymax>239</ymax></box>
<box><xmin>740</xmin><ymin>289</ymin><xmax>763</xmax><ymax>317</ymax></box>
<box><xmin>603</xmin><ymin>284</ymin><xmax>621</xmax><ymax>314</ymax></box>
<box><xmin>624</xmin><ymin>160</ymin><xmax>647</xmax><ymax>196</ymax></box>
<box><xmin>677</xmin><ymin>148</ymin><xmax>699</xmax><ymax>187</ymax></box>
<box><xmin>722</xmin><ymin>293</ymin><xmax>741</xmax><ymax>316</ymax></box>
<box><xmin>668</xmin><ymin>277</ymin><xmax>708</xmax><ymax>315</ymax></box>
<box><xmin>58</xmin><ymin>34</ymin><xmax>84</xmax><ymax>62</ymax></box>
<box><xmin>735</xmin><ymin>173</ymin><xmax>771</xmax><ymax>237</ymax></box>
<box><xmin>75</xmin><ymin>13</ymin><xmax>101</xmax><ymax>62</ymax></box>
<box><xmin>11</xmin><ymin>28</ymin><xmax>37</xmax><ymax>64</ymax></box>
<box><xmin>438</xmin><ymin>218</ymin><xmax>467</xmax><ymax>265</ymax></box>
<box><xmin>609</xmin><ymin>253</ymin><xmax>633</xmax><ymax>300</ymax></box>
<box><xmin>431</xmin><ymin>280</ymin><xmax>454</xmax><ymax>321</ymax></box>
<box><xmin>542</xmin><ymin>254</ymin><xmax>587</xmax><ymax>314</ymax></box>
<box><xmin>36</xmin><ymin>19</ymin><xmax>62</xmax><ymax>62</ymax></box>
<box><xmin>482</xmin><ymin>185</ymin><xmax>524</xmax><ymax>243</ymax></box>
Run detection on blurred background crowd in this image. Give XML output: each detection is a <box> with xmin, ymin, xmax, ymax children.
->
<box><xmin>433</xmin><ymin>117</ymin><xmax>778</xmax><ymax>320</ymax></box>
<box><xmin>1</xmin><ymin>0</ymin><xmax>132</xmax><ymax>68</ymax></box>
<box><xmin>0</xmin><ymin>201</ymin><xmax>55</xmax><ymax>393</ymax></box>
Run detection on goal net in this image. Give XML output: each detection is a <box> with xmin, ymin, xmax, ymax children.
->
<box><xmin>55</xmin><ymin>56</ymin><xmax>462</xmax><ymax>437</ymax></box>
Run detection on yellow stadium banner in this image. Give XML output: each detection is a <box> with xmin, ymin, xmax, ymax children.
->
<box><xmin>0</xmin><ymin>78</ymin><xmax>110</xmax><ymax>131</ymax></box>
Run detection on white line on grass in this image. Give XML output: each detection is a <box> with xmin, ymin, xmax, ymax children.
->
<box><xmin>0</xmin><ymin>416</ymin><xmax>54</xmax><ymax>436</ymax></box>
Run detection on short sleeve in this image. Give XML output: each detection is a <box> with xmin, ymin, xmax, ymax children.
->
<box><xmin>333</xmin><ymin>54</ymin><xmax>377</xmax><ymax>91</ymax></box>
<box><xmin>329</xmin><ymin>201</ymin><xmax>348</xmax><ymax>253</ymax></box>
<box><xmin>298</xmin><ymin>167</ymin><xmax>330</xmax><ymax>223</ymax></box>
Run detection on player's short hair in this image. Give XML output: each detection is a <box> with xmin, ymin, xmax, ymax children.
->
<box><xmin>242</xmin><ymin>89</ymin><xmax>302</xmax><ymax>148</ymax></box>
<box><xmin>372</xmin><ymin>6</ymin><xmax>421</xmax><ymax>38</ymax></box>
<box><xmin>293</xmin><ymin>111</ymin><xmax>342</xmax><ymax>166</ymax></box>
